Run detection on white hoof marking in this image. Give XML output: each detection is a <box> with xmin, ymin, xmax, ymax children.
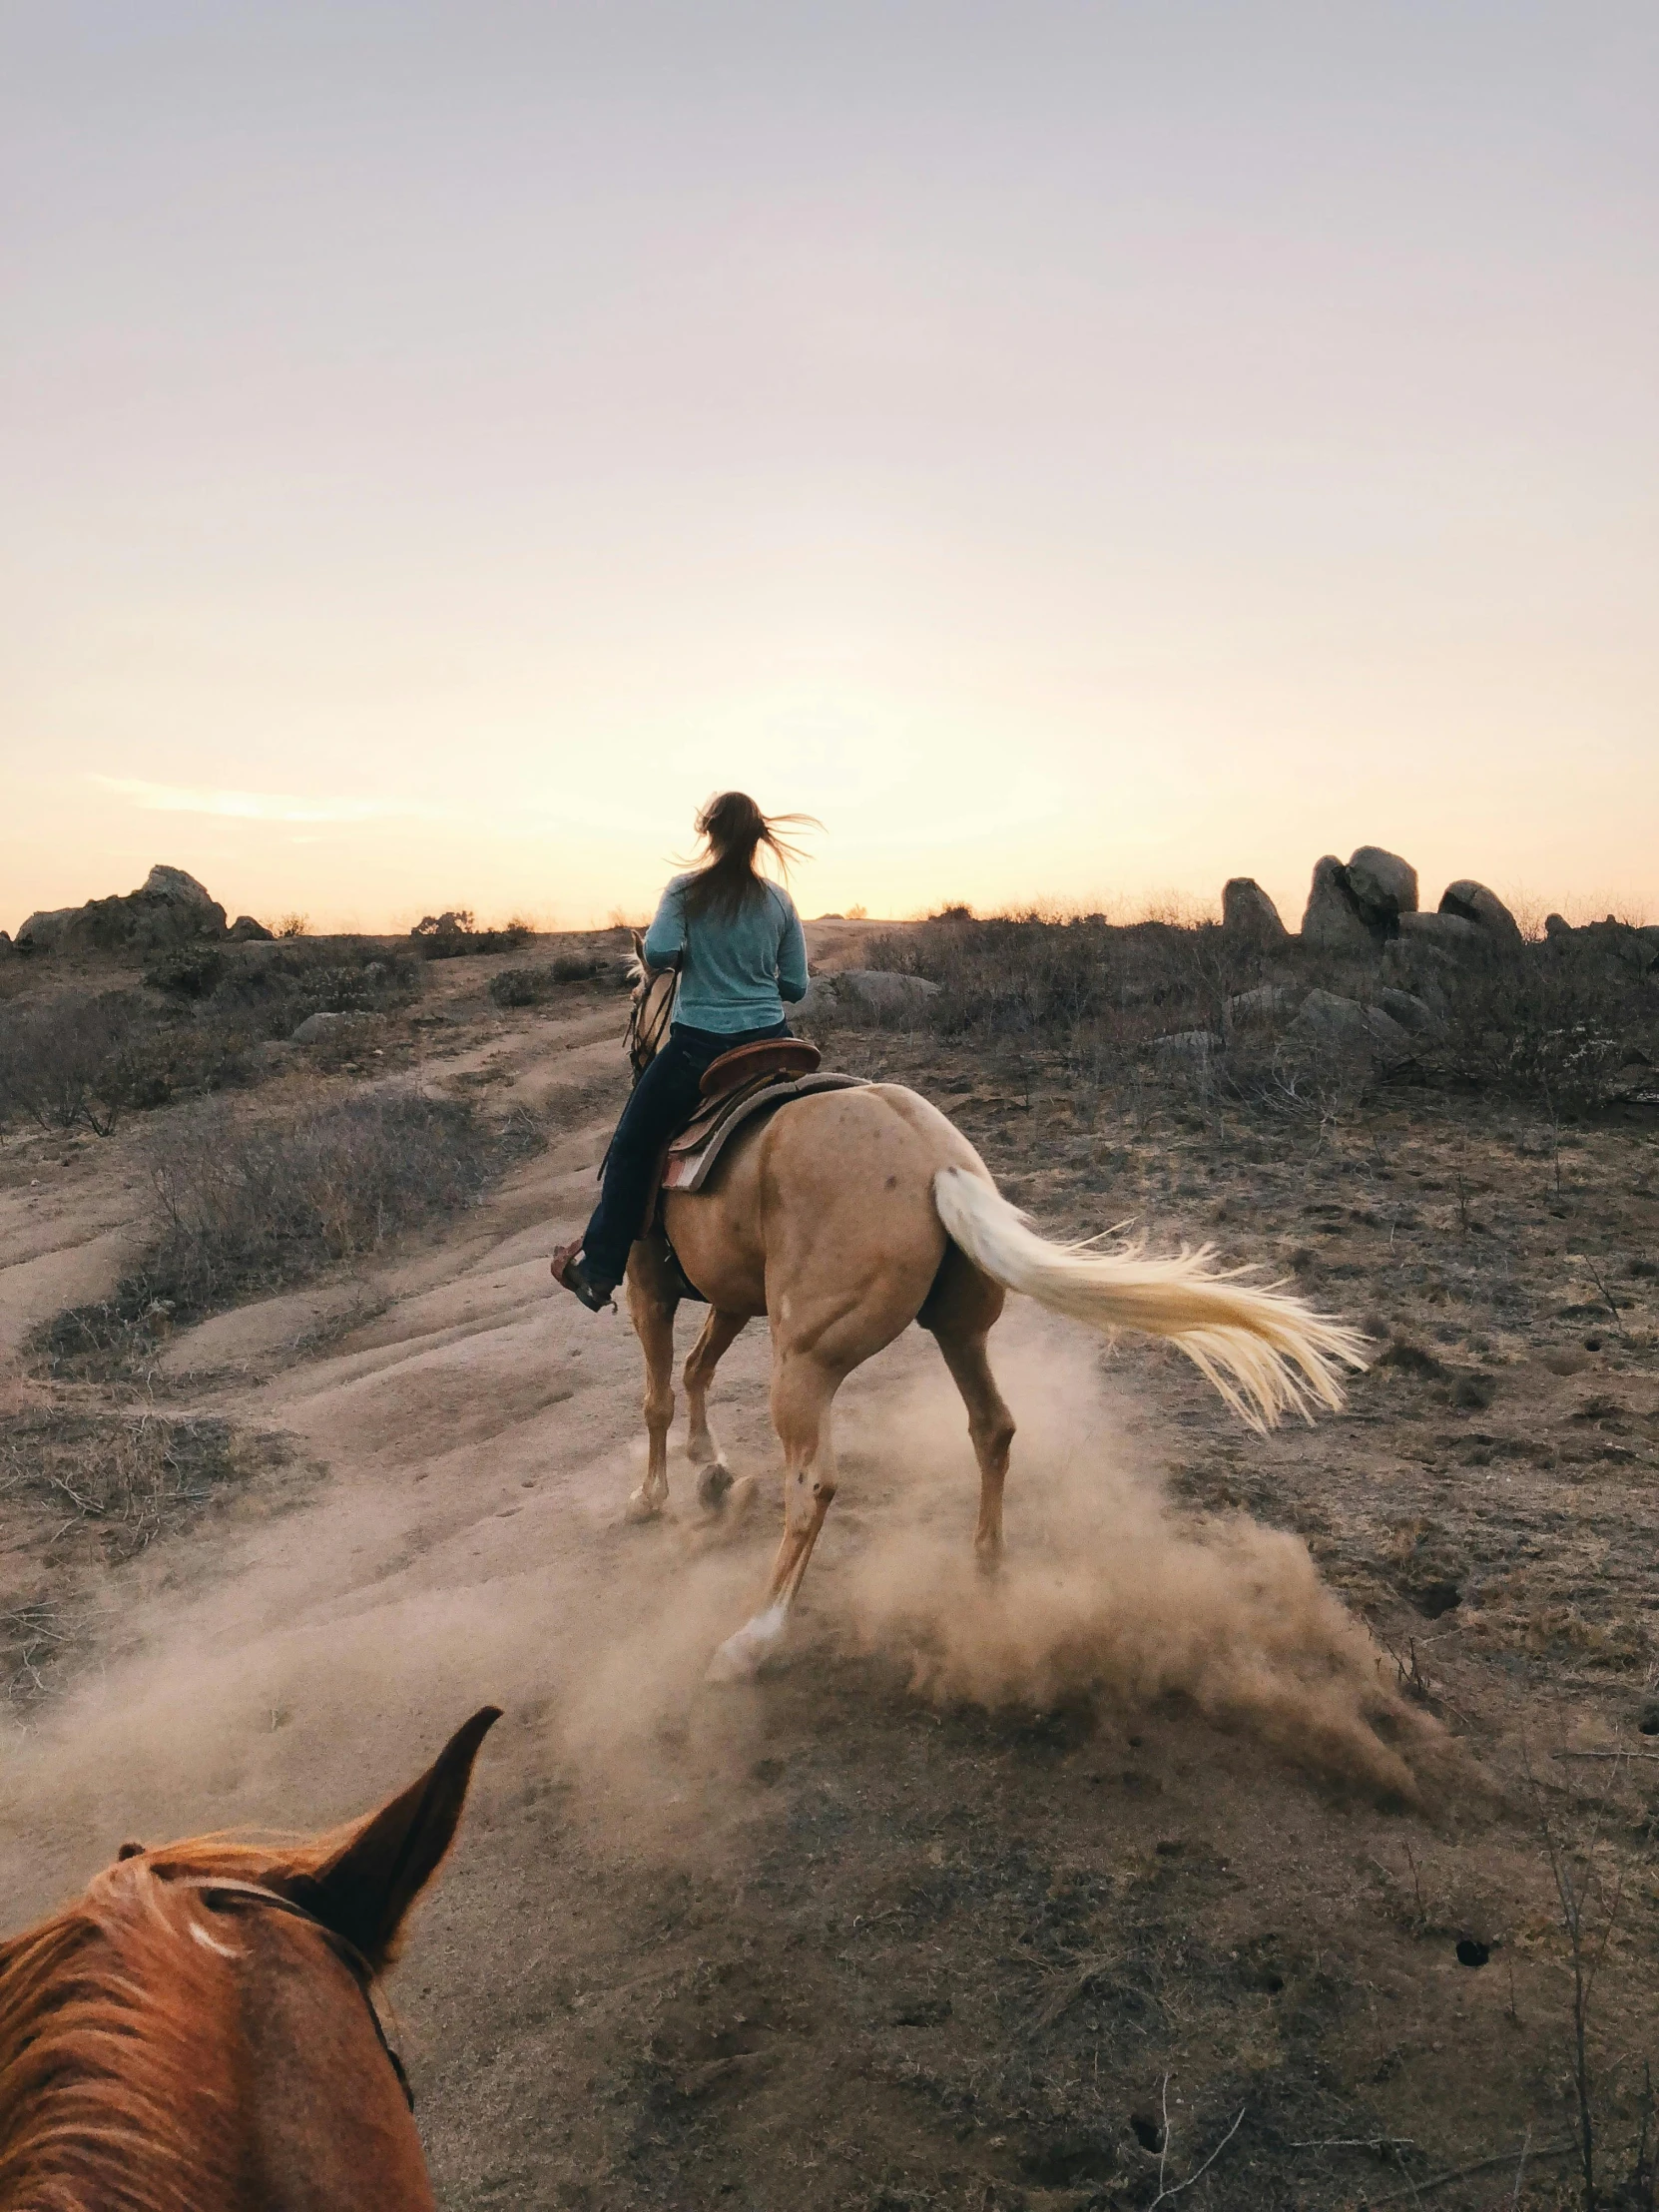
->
<box><xmin>706</xmin><ymin>1604</ymin><xmax>789</xmax><ymax>1683</ymax></box>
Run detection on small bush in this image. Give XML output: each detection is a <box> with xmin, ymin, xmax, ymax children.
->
<box><xmin>32</xmin><ymin>1089</ymin><xmax>543</xmax><ymax>1379</ymax></box>
<box><xmin>488</xmin><ymin>954</ymin><xmax>604</xmax><ymax>1007</ymax></box>
<box><xmin>143</xmin><ymin>946</ymin><xmax>226</xmax><ymax>998</ymax></box>
<box><xmin>412</xmin><ymin>911</ymin><xmax>534</xmax><ymax>959</ymax></box>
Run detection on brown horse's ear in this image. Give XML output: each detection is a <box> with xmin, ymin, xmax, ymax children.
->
<box><xmin>116</xmin><ymin>1840</ymin><xmax>147</xmax><ymax>1862</ymax></box>
<box><xmin>631</xmin><ymin>927</ymin><xmax>645</xmax><ymax>958</ymax></box>
<box><xmin>290</xmin><ymin>1705</ymin><xmax>501</xmax><ymax>1968</ymax></box>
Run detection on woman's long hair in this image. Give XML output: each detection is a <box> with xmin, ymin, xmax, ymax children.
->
<box><xmin>681</xmin><ymin>793</ymin><xmax>818</xmax><ymax>923</ymax></box>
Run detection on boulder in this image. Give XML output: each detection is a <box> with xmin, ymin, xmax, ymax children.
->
<box><xmin>291</xmin><ymin>1010</ymin><xmax>386</xmax><ymax>1046</ymax></box>
<box><xmin>1544</xmin><ymin>912</ymin><xmax>1572</xmax><ymax>940</ymax></box>
<box><xmin>16</xmin><ymin>864</ymin><xmax>228</xmax><ymax>957</ymax></box>
<box><xmin>1375</xmin><ymin>987</ymin><xmax>1440</xmax><ymax>1037</ymax></box>
<box><xmin>228</xmin><ymin>914</ymin><xmax>276</xmax><ymax>941</ymax></box>
<box><xmin>1152</xmin><ymin>1029</ymin><xmax>1223</xmax><ymax>1068</ymax></box>
<box><xmin>1283</xmin><ymin>989</ymin><xmax>1414</xmax><ymax>1068</ymax></box>
<box><xmin>1300</xmin><ymin>857</ymin><xmax>1375</xmax><ymax>952</ymax></box>
<box><xmin>1221</xmin><ymin>877</ymin><xmax>1290</xmax><ymax>947</ymax></box>
<box><xmin>1226</xmin><ymin>983</ymin><xmax>1298</xmax><ymax>1024</ymax></box>
<box><xmin>1438</xmin><ymin>880</ymin><xmax>1523</xmax><ymax>948</ymax></box>
<box><xmin>1346</xmin><ymin>846</ymin><xmax>1418</xmax><ymax>927</ymax></box>
<box><xmin>828</xmin><ymin>969</ymin><xmax>941</xmax><ymax>1021</ymax></box>
<box><xmin>1398</xmin><ymin>909</ymin><xmax>1480</xmax><ymax>951</ymax></box>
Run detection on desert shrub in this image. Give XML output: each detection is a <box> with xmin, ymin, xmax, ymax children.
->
<box><xmin>0</xmin><ymin>991</ymin><xmax>144</xmax><ymax>1135</ymax></box>
<box><xmin>32</xmin><ymin>1089</ymin><xmax>543</xmax><ymax>1379</ymax></box>
<box><xmin>207</xmin><ymin>941</ymin><xmax>423</xmax><ymax>1038</ymax></box>
<box><xmin>488</xmin><ymin>953</ymin><xmax>605</xmax><ymax>1007</ymax></box>
<box><xmin>105</xmin><ymin>1019</ymin><xmax>264</xmax><ymax>1110</ymax></box>
<box><xmin>412</xmin><ymin>911</ymin><xmax>534</xmax><ymax>959</ymax></box>
<box><xmin>143</xmin><ymin>946</ymin><xmax>226</xmax><ymax>997</ymax></box>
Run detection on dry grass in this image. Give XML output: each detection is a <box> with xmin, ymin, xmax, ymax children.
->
<box><xmin>0</xmin><ymin>1408</ymin><xmax>291</xmax><ymax>1701</ymax></box>
<box><xmin>0</xmin><ymin>942</ymin><xmax>427</xmax><ymax>1129</ymax></box>
<box><xmin>30</xmin><ymin>1089</ymin><xmax>544</xmax><ymax>1381</ymax></box>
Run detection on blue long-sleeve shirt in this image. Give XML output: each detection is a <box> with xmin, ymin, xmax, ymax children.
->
<box><xmin>643</xmin><ymin>873</ymin><xmax>809</xmax><ymax>1033</ymax></box>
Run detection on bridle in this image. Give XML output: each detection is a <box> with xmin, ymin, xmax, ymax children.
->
<box><xmin>168</xmin><ymin>1876</ymin><xmax>414</xmax><ymax>2110</ymax></box>
<box><xmin>624</xmin><ymin>958</ymin><xmax>679</xmax><ymax>1083</ymax></box>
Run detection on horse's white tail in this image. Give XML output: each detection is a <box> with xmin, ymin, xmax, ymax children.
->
<box><xmin>932</xmin><ymin>1166</ymin><xmax>1369</xmax><ymax>1431</ymax></box>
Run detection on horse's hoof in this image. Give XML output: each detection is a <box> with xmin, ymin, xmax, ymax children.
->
<box><xmin>624</xmin><ymin>1488</ymin><xmax>664</xmax><ymax>1524</ymax></box>
<box><xmin>696</xmin><ymin>1460</ymin><xmax>735</xmax><ymax>1513</ymax></box>
<box><xmin>705</xmin><ymin>1604</ymin><xmax>788</xmax><ymax>1684</ymax></box>
<box><xmin>725</xmin><ymin>1474</ymin><xmax>762</xmax><ymax>1520</ymax></box>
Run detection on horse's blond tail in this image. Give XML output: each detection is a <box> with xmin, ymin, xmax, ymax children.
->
<box><xmin>932</xmin><ymin>1167</ymin><xmax>1369</xmax><ymax>1431</ymax></box>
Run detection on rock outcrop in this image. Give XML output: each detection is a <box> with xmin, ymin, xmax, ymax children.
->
<box><xmin>1221</xmin><ymin>878</ymin><xmax>1289</xmax><ymax>948</ymax></box>
<box><xmin>18</xmin><ymin>865</ymin><xmax>228</xmax><ymax>956</ymax></box>
<box><xmin>229</xmin><ymin>914</ymin><xmax>276</xmax><ymax>941</ymax></box>
<box><xmin>1542</xmin><ymin>916</ymin><xmax>1659</xmax><ymax>975</ymax></box>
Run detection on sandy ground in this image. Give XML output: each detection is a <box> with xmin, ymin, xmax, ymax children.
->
<box><xmin>3</xmin><ymin>937</ymin><xmax>1658</xmax><ymax>2209</ymax></box>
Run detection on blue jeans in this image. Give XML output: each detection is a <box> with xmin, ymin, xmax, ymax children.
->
<box><xmin>582</xmin><ymin>1019</ymin><xmax>790</xmax><ymax>1286</ymax></box>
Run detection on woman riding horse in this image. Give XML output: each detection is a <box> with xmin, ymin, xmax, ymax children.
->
<box><xmin>551</xmin><ymin>792</ymin><xmax>815</xmax><ymax>1312</ymax></box>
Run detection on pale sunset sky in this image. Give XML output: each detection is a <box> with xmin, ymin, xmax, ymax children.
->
<box><xmin>3</xmin><ymin>3</ymin><xmax>1654</xmax><ymax>933</ymax></box>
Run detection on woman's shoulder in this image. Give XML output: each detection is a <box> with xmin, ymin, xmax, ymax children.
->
<box><xmin>761</xmin><ymin>879</ymin><xmax>799</xmax><ymax>919</ymax></box>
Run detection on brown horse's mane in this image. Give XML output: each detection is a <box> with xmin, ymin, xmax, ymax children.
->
<box><xmin>0</xmin><ymin>1834</ymin><xmax>338</xmax><ymax>2212</ymax></box>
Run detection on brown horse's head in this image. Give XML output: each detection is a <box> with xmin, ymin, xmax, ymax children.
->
<box><xmin>0</xmin><ymin>1704</ymin><xmax>500</xmax><ymax>2212</ymax></box>
<box><xmin>625</xmin><ymin>928</ymin><xmax>677</xmax><ymax>1079</ymax></box>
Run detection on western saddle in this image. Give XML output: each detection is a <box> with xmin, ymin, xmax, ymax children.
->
<box><xmin>658</xmin><ymin>1037</ymin><xmax>866</xmax><ymax>1196</ymax></box>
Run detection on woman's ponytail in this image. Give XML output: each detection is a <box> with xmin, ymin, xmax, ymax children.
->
<box><xmin>681</xmin><ymin>793</ymin><xmax>818</xmax><ymax>922</ymax></box>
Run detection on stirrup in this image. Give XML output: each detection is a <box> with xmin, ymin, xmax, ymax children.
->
<box><xmin>551</xmin><ymin>1243</ymin><xmax>615</xmax><ymax>1314</ymax></box>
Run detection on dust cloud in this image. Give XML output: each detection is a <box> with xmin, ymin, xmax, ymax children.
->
<box><xmin>2</xmin><ymin>1309</ymin><xmax>1436</xmax><ymax>1931</ymax></box>
<box><xmin>819</xmin><ymin>1330</ymin><xmax>1441</xmax><ymax>1802</ymax></box>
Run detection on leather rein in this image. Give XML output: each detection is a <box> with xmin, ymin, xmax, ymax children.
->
<box><xmin>168</xmin><ymin>1876</ymin><xmax>414</xmax><ymax>2110</ymax></box>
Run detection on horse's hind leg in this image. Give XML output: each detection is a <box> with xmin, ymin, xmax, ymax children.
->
<box><xmin>920</xmin><ymin>1247</ymin><xmax>1014</xmax><ymax>1565</ymax></box>
<box><xmin>934</xmin><ymin>1326</ymin><xmax>1016</xmax><ymax>1563</ymax></box>
<box><xmin>708</xmin><ymin>1351</ymin><xmax>838</xmax><ymax>1680</ymax></box>
<box><xmin>683</xmin><ymin>1308</ymin><xmax>748</xmax><ymax>1510</ymax></box>
<box><xmin>624</xmin><ymin>1249</ymin><xmax>679</xmax><ymax>1523</ymax></box>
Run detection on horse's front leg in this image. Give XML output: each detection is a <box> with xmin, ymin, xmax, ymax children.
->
<box><xmin>624</xmin><ymin>1245</ymin><xmax>680</xmax><ymax>1523</ymax></box>
<box><xmin>708</xmin><ymin>1350</ymin><xmax>838</xmax><ymax>1679</ymax></box>
<box><xmin>684</xmin><ymin>1308</ymin><xmax>748</xmax><ymax>1510</ymax></box>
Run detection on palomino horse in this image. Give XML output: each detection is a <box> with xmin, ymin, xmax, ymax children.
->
<box><xmin>619</xmin><ymin>956</ymin><xmax>1367</xmax><ymax>1680</ymax></box>
<box><xmin>0</xmin><ymin>1706</ymin><xmax>498</xmax><ymax>2211</ymax></box>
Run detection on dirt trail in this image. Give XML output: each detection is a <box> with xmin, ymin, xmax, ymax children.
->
<box><xmin>3</xmin><ymin>962</ymin><xmax>1656</xmax><ymax>2208</ymax></box>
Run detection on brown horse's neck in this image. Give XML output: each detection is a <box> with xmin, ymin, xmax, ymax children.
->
<box><xmin>238</xmin><ymin>1912</ymin><xmax>435</xmax><ymax>2210</ymax></box>
<box><xmin>0</xmin><ymin>1867</ymin><xmax>432</xmax><ymax>2212</ymax></box>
